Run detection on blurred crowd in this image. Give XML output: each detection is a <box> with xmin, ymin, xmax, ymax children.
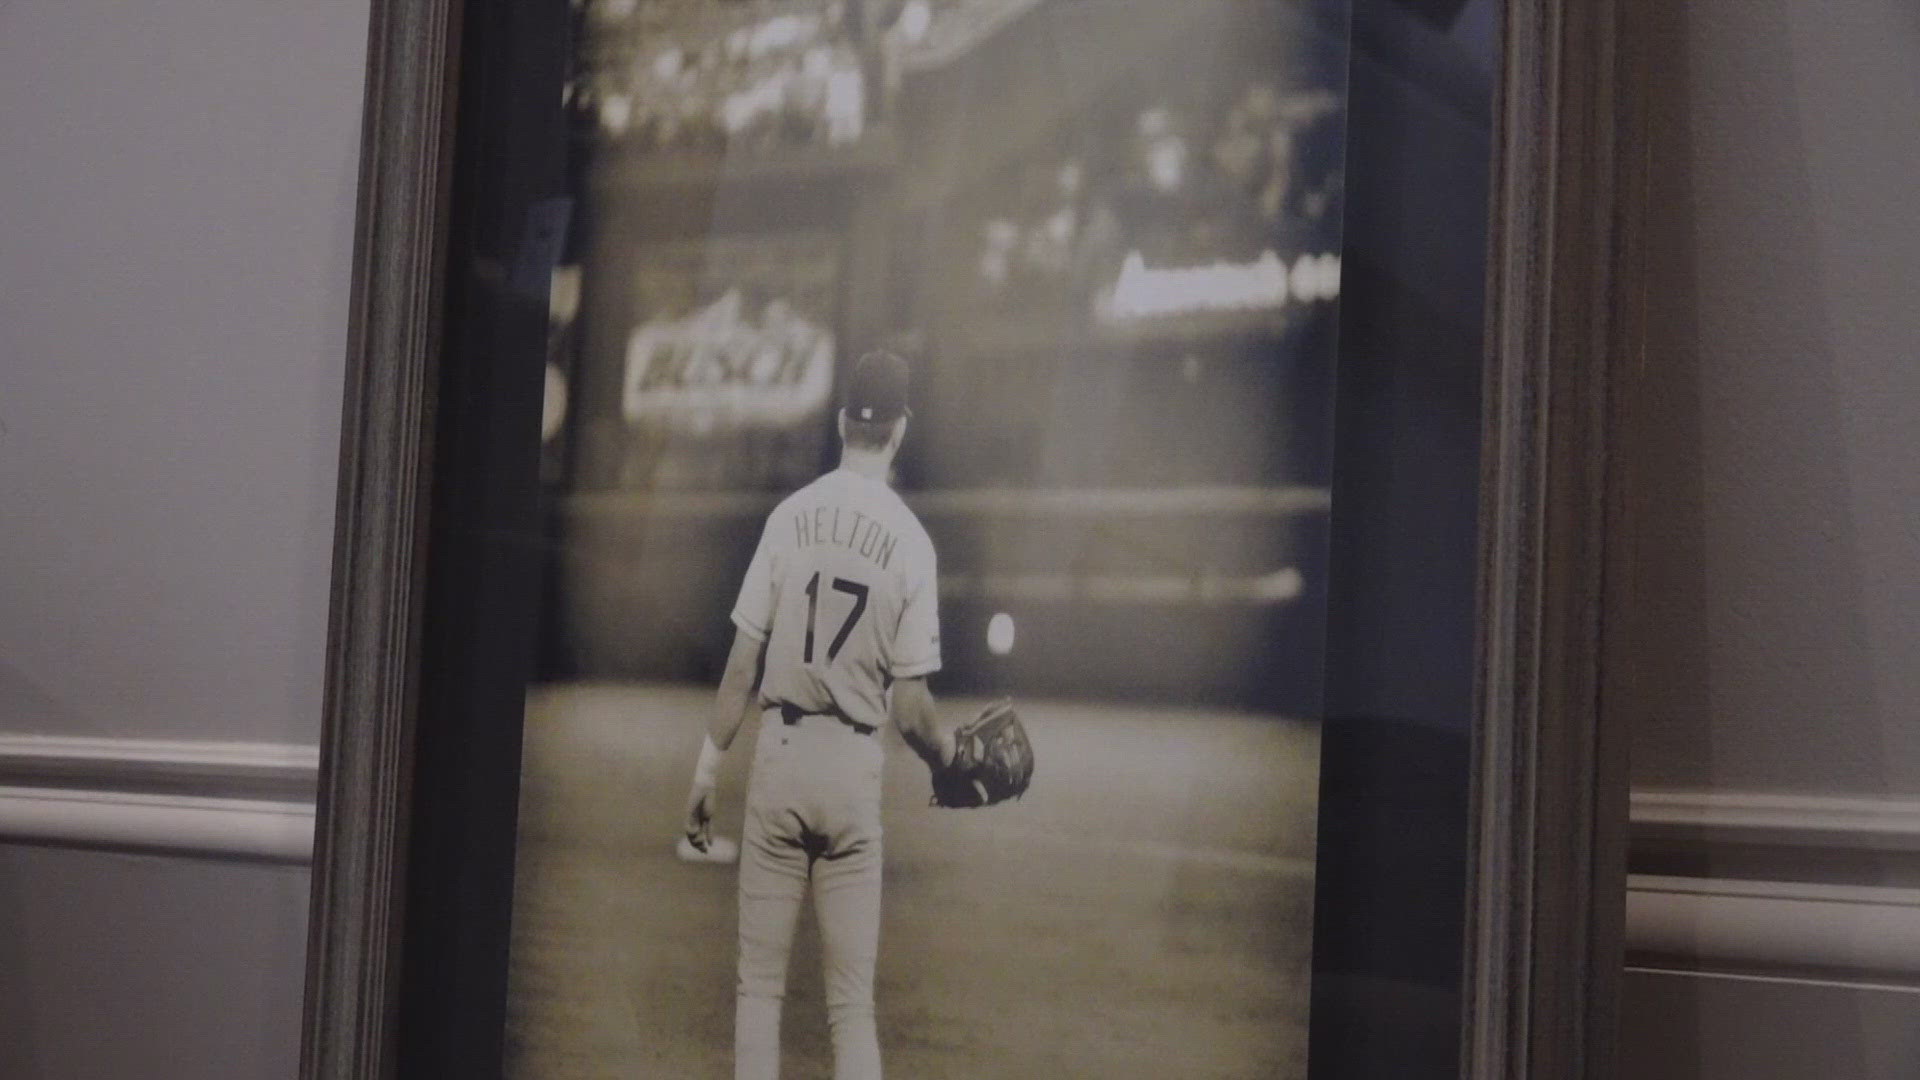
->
<box><xmin>548</xmin><ymin>0</ymin><xmax>1351</xmax><ymax>495</ymax></box>
<box><xmin>572</xmin><ymin>0</ymin><xmax>984</xmax><ymax>155</ymax></box>
<box><xmin>972</xmin><ymin>81</ymin><xmax>1344</xmax><ymax>316</ymax></box>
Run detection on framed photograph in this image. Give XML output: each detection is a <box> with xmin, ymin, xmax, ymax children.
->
<box><xmin>303</xmin><ymin>1</ymin><xmax>1643</xmax><ymax>1077</ymax></box>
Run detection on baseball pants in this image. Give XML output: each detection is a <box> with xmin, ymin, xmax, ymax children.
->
<box><xmin>735</xmin><ymin>711</ymin><xmax>885</xmax><ymax>1080</ymax></box>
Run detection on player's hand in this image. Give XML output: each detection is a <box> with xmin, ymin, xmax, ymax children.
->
<box><xmin>684</xmin><ymin>785</ymin><xmax>714</xmax><ymax>853</ymax></box>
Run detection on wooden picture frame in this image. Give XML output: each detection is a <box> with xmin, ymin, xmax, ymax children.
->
<box><xmin>300</xmin><ymin>0</ymin><xmax>1644</xmax><ymax>1076</ymax></box>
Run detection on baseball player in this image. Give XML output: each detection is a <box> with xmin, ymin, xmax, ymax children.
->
<box><xmin>683</xmin><ymin>350</ymin><xmax>955</xmax><ymax>1080</ymax></box>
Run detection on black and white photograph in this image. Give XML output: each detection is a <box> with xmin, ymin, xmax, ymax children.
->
<box><xmin>6</xmin><ymin>0</ymin><xmax>1734</xmax><ymax>1075</ymax></box>
<box><xmin>509</xmin><ymin>1</ymin><xmax>1349</xmax><ymax>1076</ymax></box>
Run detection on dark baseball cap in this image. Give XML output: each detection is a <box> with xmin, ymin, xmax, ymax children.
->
<box><xmin>843</xmin><ymin>350</ymin><xmax>912</xmax><ymax>423</ymax></box>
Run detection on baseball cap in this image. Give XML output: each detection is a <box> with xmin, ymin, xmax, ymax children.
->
<box><xmin>842</xmin><ymin>350</ymin><xmax>911</xmax><ymax>423</ymax></box>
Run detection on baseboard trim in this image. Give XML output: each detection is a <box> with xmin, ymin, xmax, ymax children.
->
<box><xmin>0</xmin><ymin>736</ymin><xmax>318</xmax><ymax>862</ymax></box>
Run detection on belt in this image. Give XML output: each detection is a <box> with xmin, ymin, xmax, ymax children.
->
<box><xmin>777</xmin><ymin>702</ymin><xmax>877</xmax><ymax>738</ymax></box>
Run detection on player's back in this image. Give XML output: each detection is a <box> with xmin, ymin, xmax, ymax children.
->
<box><xmin>741</xmin><ymin>468</ymin><xmax>939</xmax><ymax>734</ymax></box>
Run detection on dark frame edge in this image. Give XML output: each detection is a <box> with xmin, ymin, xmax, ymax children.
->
<box><xmin>1466</xmin><ymin>0</ymin><xmax>1645</xmax><ymax>1077</ymax></box>
<box><xmin>300</xmin><ymin>1</ymin><xmax>463</xmax><ymax>1077</ymax></box>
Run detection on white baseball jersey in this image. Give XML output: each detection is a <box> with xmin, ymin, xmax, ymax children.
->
<box><xmin>730</xmin><ymin>467</ymin><xmax>941</xmax><ymax>729</ymax></box>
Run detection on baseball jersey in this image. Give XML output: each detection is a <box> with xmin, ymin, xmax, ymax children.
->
<box><xmin>731</xmin><ymin>467</ymin><xmax>941</xmax><ymax>732</ymax></box>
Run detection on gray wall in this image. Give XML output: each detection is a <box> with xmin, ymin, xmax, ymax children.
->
<box><xmin>1617</xmin><ymin>0</ymin><xmax>1920</xmax><ymax>1075</ymax></box>
<box><xmin>0</xmin><ymin>0</ymin><xmax>366</xmax><ymax>745</ymax></box>
<box><xmin>1621</xmin><ymin>0</ymin><xmax>1920</xmax><ymax>797</ymax></box>
<box><xmin>1622</xmin><ymin>969</ymin><xmax>1920</xmax><ymax>1080</ymax></box>
<box><xmin>0</xmin><ymin>1</ymin><xmax>367</xmax><ymax>1077</ymax></box>
<box><xmin>1620</xmin><ymin>0</ymin><xmax>1920</xmax><ymax>791</ymax></box>
<box><xmin>0</xmin><ymin>848</ymin><xmax>313</xmax><ymax>1079</ymax></box>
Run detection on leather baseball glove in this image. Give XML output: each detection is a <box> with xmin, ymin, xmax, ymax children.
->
<box><xmin>930</xmin><ymin>699</ymin><xmax>1034</xmax><ymax>808</ymax></box>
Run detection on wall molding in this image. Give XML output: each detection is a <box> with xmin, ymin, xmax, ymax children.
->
<box><xmin>5</xmin><ymin>741</ymin><xmax>1918</xmax><ymax>978</ymax></box>
<box><xmin>0</xmin><ymin>736</ymin><xmax>317</xmax><ymax>862</ymax></box>
<box><xmin>1626</xmin><ymin>788</ymin><xmax>1920</xmax><ymax>983</ymax></box>
<box><xmin>1626</xmin><ymin>874</ymin><xmax>1920</xmax><ymax>982</ymax></box>
<box><xmin>1632</xmin><ymin>788</ymin><xmax>1920</xmax><ymax>854</ymax></box>
<box><xmin>0</xmin><ymin>785</ymin><xmax>315</xmax><ymax>863</ymax></box>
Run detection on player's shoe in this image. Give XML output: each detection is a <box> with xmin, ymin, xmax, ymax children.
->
<box><xmin>676</xmin><ymin>834</ymin><xmax>739</xmax><ymax>865</ymax></box>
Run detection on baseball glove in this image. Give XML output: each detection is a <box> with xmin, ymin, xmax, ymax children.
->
<box><xmin>929</xmin><ymin>699</ymin><xmax>1034</xmax><ymax>808</ymax></box>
